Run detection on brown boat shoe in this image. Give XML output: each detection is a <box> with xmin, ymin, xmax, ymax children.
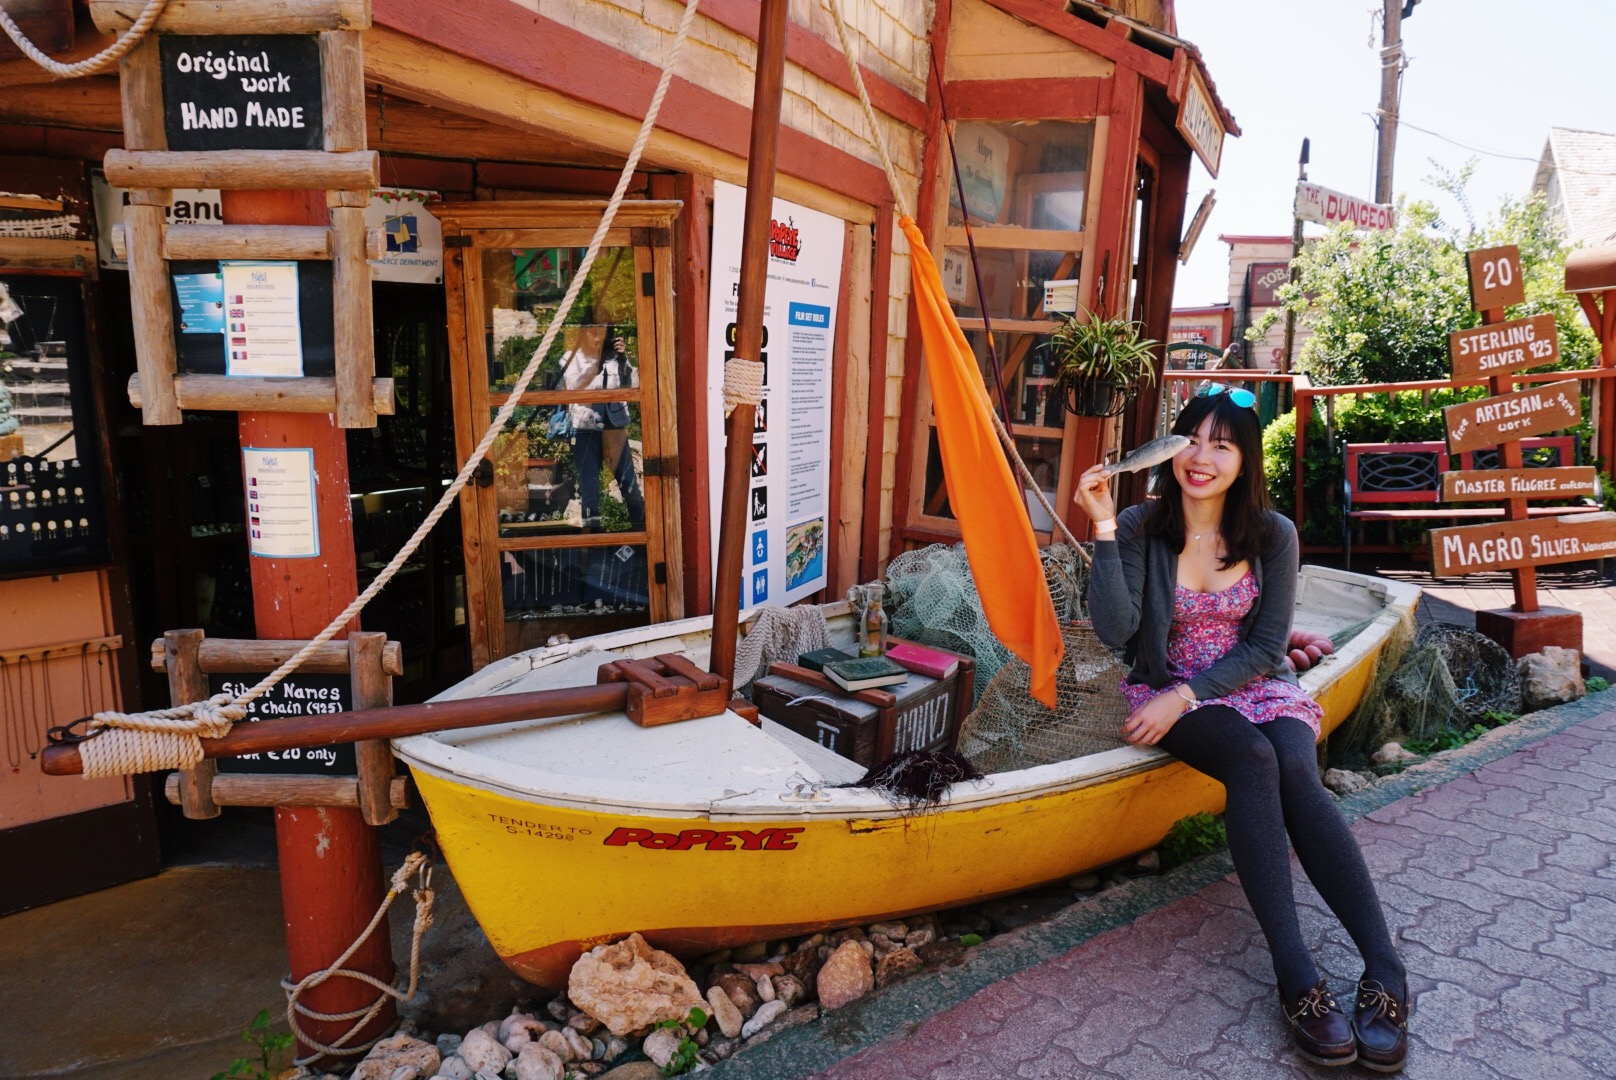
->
<box><xmin>1280</xmin><ymin>979</ymin><xmax>1358</xmax><ymax>1067</ymax></box>
<box><xmin>1352</xmin><ymin>978</ymin><xmax>1410</xmax><ymax>1073</ymax></box>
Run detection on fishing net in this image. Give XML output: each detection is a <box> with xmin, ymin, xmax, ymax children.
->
<box><xmin>1331</xmin><ymin>619</ymin><xmax>1519</xmax><ymax>765</ymax></box>
<box><xmin>885</xmin><ymin>542</ymin><xmax>1090</xmax><ymax>702</ymax></box>
<box><xmin>733</xmin><ymin>604</ymin><xmax>830</xmax><ymax>696</ymax></box>
<box><xmin>955</xmin><ymin>620</ymin><xmax>1130</xmax><ymax>773</ymax></box>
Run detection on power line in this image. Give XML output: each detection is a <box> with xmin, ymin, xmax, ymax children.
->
<box><xmin>1371</xmin><ymin>116</ymin><xmax>1616</xmax><ymax>177</ymax></box>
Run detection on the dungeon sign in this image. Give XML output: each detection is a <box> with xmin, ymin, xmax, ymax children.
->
<box><xmin>160</xmin><ymin>35</ymin><xmax>324</xmax><ymax>152</ymax></box>
<box><xmin>208</xmin><ymin>672</ymin><xmax>357</xmax><ymax>774</ymax></box>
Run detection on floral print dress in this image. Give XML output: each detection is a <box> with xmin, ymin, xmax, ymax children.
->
<box><xmin>1120</xmin><ymin>570</ymin><xmax>1324</xmax><ymax>738</ymax></box>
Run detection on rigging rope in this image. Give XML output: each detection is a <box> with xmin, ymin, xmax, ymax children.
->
<box><xmin>73</xmin><ymin>0</ymin><xmax>708</xmax><ymax>776</ymax></box>
<box><xmin>821</xmin><ymin>0</ymin><xmax>1088</xmax><ymax>563</ymax></box>
<box><xmin>0</xmin><ymin>0</ymin><xmax>170</xmax><ymax>78</ymax></box>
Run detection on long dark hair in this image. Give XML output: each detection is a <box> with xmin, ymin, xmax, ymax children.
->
<box><xmin>1144</xmin><ymin>391</ymin><xmax>1270</xmax><ymax>568</ymax></box>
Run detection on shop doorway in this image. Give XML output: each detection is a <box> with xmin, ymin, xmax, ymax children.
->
<box><xmin>436</xmin><ymin>201</ymin><xmax>684</xmax><ymax>667</ymax></box>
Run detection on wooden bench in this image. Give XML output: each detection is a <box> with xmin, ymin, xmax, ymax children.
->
<box><xmin>1342</xmin><ymin>435</ymin><xmax>1603</xmax><ymax>569</ymax></box>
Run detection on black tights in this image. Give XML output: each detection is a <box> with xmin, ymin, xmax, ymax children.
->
<box><xmin>1159</xmin><ymin>705</ymin><xmax>1405</xmax><ymax>1000</ymax></box>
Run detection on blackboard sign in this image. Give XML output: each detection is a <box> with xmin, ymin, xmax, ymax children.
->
<box><xmin>160</xmin><ymin>35</ymin><xmax>324</xmax><ymax>153</ymax></box>
<box><xmin>210</xmin><ymin>673</ymin><xmax>357</xmax><ymax>775</ymax></box>
<box><xmin>167</xmin><ymin>259</ymin><xmax>336</xmax><ymax>376</ymax></box>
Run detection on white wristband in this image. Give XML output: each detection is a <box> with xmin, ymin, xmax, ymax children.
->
<box><xmin>1093</xmin><ymin>517</ymin><xmax>1116</xmax><ymax>536</ymax></box>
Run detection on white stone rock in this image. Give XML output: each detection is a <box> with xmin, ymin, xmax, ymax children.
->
<box><xmin>1323</xmin><ymin>768</ymin><xmax>1371</xmax><ymax>795</ymax></box>
<box><xmin>538</xmin><ymin>1029</ymin><xmax>573</xmax><ymax>1062</ymax></box>
<box><xmin>435</xmin><ymin>1056</ymin><xmax>473</xmax><ymax>1080</ymax></box>
<box><xmin>903</xmin><ymin>927</ymin><xmax>935</xmax><ymax>949</ymax></box>
<box><xmin>560</xmin><ymin>1026</ymin><xmax>593</xmax><ymax>1062</ymax></box>
<box><xmin>1371</xmin><ymin>741</ymin><xmax>1419</xmax><ymax>766</ymax></box>
<box><xmin>498</xmin><ymin>1011</ymin><xmax>537</xmax><ymax>1043</ymax></box>
<box><xmin>754</xmin><ymin>975</ymin><xmax>775</xmax><ymax>1003</ymax></box>
<box><xmin>353</xmin><ymin>1034</ymin><xmax>441</xmax><ymax>1080</ymax></box>
<box><xmin>706</xmin><ymin>985</ymin><xmax>744</xmax><ymax>1039</ymax></box>
<box><xmin>513</xmin><ymin>1044</ymin><xmax>565</xmax><ymax>1080</ymax></box>
<box><xmin>641</xmin><ymin>1028</ymin><xmax>683</xmax><ymax>1069</ymax></box>
<box><xmin>1519</xmin><ymin>647</ymin><xmax>1585</xmax><ymax>712</ymax></box>
<box><xmin>741</xmin><ymin>1000</ymin><xmax>787</xmax><ymax>1039</ymax></box>
<box><xmin>816</xmin><ymin>941</ymin><xmax>874</xmax><ymax>1010</ymax></box>
<box><xmin>386</xmin><ymin>1066</ymin><xmax>420</xmax><ymax>1080</ymax></box>
<box><xmin>436</xmin><ymin>1035</ymin><xmax>463</xmax><ymax>1058</ymax></box>
<box><xmin>458</xmin><ymin>1029</ymin><xmax>513</xmax><ymax>1075</ymax></box>
<box><xmin>567</xmin><ymin>932</ymin><xmax>705</xmax><ymax>1038</ymax></box>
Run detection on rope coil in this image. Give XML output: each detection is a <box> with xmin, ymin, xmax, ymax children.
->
<box><xmin>282</xmin><ymin>852</ymin><xmax>436</xmax><ymax>1065</ymax></box>
<box><xmin>722</xmin><ymin>356</ymin><xmax>765</xmax><ymax>417</ymax></box>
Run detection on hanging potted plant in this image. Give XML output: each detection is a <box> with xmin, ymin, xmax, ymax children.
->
<box><xmin>1048</xmin><ymin>308</ymin><xmax>1160</xmax><ymax>418</ymax></box>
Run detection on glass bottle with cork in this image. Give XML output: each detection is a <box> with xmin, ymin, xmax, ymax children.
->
<box><xmin>856</xmin><ymin>581</ymin><xmax>889</xmax><ymax>657</ymax></box>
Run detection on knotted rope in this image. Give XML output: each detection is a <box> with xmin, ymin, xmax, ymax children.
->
<box><xmin>722</xmin><ymin>355</ymin><xmax>765</xmax><ymax>417</ymax></box>
<box><xmin>282</xmin><ymin>851</ymin><xmax>436</xmax><ymax>1066</ymax></box>
<box><xmin>820</xmin><ymin>0</ymin><xmax>1088</xmax><ymax>561</ymax></box>
<box><xmin>71</xmin><ymin>0</ymin><xmax>707</xmax><ymax>776</ymax></box>
<box><xmin>0</xmin><ymin>0</ymin><xmax>169</xmax><ymax>78</ymax></box>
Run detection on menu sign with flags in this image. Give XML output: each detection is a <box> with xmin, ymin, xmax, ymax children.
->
<box><xmin>1448</xmin><ymin>314</ymin><xmax>1559</xmax><ymax>379</ymax></box>
<box><xmin>1430</xmin><ymin>513</ymin><xmax>1616</xmax><ymax>577</ymax></box>
<box><xmin>1443</xmin><ymin>380</ymin><xmax>1580</xmax><ymax>456</ymax></box>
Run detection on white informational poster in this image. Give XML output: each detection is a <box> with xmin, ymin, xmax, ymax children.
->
<box><xmin>222</xmin><ymin>260</ymin><xmax>303</xmax><ymax>376</ymax></box>
<box><xmin>242</xmin><ymin>447</ymin><xmax>320</xmax><ymax>558</ymax></box>
<box><xmin>365</xmin><ymin>187</ymin><xmax>444</xmax><ymax>283</ymax></box>
<box><xmin>706</xmin><ymin>181</ymin><xmax>843</xmax><ymax>611</ymax></box>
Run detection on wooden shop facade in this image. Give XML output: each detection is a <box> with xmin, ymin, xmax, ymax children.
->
<box><xmin>0</xmin><ymin>0</ymin><xmax>1231</xmax><ymax>909</ymax></box>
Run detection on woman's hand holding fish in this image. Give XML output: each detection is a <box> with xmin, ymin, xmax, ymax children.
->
<box><xmin>1075</xmin><ymin>463</ymin><xmax>1116</xmax><ymax>524</ymax></box>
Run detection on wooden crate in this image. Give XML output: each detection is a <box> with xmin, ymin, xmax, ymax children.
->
<box><xmin>752</xmin><ymin>647</ymin><xmax>973</xmax><ymax>768</ymax></box>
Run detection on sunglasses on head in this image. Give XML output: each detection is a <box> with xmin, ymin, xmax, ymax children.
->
<box><xmin>1196</xmin><ymin>382</ymin><xmax>1256</xmax><ymax>409</ymax></box>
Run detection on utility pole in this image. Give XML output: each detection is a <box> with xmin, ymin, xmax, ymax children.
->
<box><xmin>1374</xmin><ymin>0</ymin><xmax>1414</xmax><ymax>204</ymax></box>
<box><xmin>1281</xmin><ymin>137</ymin><xmax>1309</xmax><ymax>380</ymax></box>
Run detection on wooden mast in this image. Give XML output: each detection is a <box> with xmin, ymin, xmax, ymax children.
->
<box><xmin>709</xmin><ymin>0</ymin><xmax>790</xmax><ymax>684</ymax></box>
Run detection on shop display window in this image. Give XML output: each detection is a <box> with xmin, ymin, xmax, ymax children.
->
<box><xmin>0</xmin><ymin>276</ymin><xmax>112</xmax><ymax>575</ymax></box>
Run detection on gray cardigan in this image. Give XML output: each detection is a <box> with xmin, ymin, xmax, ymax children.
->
<box><xmin>1089</xmin><ymin>503</ymin><xmax>1301</xmax><ymax>701</ymax></box>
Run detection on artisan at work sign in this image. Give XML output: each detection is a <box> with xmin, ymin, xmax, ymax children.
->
<box><xmin>1442</xmin><ymin>467</ymin><xmax>1598</xmax><ymax>503</ymax></box>
<box><xmin>1448</xmin><ymin>314</ymin><xmax>1558</xmax><ymax>379</ymax></box>
<box><xmin>1429</xmin><ymin>513</ymin><xmax>1616</xmax><ymax>577</ymax></box>
<box><xmin>160</xmin><ymin>35</ymin><xmax>323</xmax><ymax>152</ymax></box>
<box><xmin>1443</xmin><ymin>380</ymin><xmax>1580</xmax><ymax>455</ymax></box>
<box><xmin>209</xmin><ymin>673</ymin><xmax>356</xmax><ymax>775</ymax></box>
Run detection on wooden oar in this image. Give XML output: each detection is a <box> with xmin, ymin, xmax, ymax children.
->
<box><xmin>41</xmin><ymin>683</ymin><xmax>630</xmax><ymax>776</ymax></box>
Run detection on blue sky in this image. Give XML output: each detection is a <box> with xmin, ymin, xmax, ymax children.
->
<box><xmin>1172</xmin><ymin>0</ymin><xmax>1616</xmax><ymax>307</ymax></box>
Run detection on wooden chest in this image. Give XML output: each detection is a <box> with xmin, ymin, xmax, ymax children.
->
<box><xmin>751</xmin><ymin>649</ymin><xmax>973</xmax><ymax>768</ymax></box>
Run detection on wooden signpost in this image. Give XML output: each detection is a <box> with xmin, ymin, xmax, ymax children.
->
<box><xmin>89</xmin><ymin>0</ymin><xmax>394</xmax><ymax>1064</ymax></box>
<box><xmin>1428</xmin><ymin>244</ymin><xmax>1616</xmax><ymax>658</ymax></box>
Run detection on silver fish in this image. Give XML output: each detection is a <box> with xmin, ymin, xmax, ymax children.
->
<box><xmin>1103</xmin><ymin>434</ymin><xmax>1190</xmax><ymax>476</ymax></box>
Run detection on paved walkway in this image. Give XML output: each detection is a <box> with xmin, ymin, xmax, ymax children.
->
<box><xmin>723</xmin><ymin>694</ymin><xmax>1616</xmax><ymax>1079</ymax></box>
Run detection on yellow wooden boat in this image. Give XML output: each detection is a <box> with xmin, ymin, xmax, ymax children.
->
<box><xmin>393</xmin><ymin>564</ymin><xmax>1418</xmax><ymax>988</ymax></box>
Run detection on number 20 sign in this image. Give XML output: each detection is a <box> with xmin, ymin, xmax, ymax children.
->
<box><xmin>1467</xmin><ymin>245</ymin><xmax>1526</xmax><ymax>312</ymax></box>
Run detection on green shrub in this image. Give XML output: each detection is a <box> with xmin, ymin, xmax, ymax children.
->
<box><xmin>1160</xmin><ymin>812</ymin><xmax>1227</xmax><ymax>868</ymax></box>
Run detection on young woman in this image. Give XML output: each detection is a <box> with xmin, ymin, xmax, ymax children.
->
<box><xmin>1075</xmin><ymin>386</ymin><xmax>1409</xmax><ymax>1071</ymax></box>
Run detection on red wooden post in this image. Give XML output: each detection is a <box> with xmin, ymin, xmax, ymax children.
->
<box><xmin>223</xmin><ymin>188</ymin><xmax>394</xmax><ymax>1064</ymax></box>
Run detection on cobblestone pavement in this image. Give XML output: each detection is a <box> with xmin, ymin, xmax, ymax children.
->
<box><xmin>800</xmin><ymin>707</ymin><xmax>1616</xmax><ymax>1080</ymax></box>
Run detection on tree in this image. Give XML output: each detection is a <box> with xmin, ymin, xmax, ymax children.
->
<box><xmin>1252</xmin><ymin>167</ymin><xmax>1597</xmax><ymax>386</ymax></box>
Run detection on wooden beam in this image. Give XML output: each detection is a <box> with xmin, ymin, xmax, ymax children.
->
<box><xmin>0</xmin><ymin>0</ymin><xmax>72</xmax><ymax>62</ymax></box>
<box><xmin>89</xmin><ymin>0</ymin><xmax>370</xmax><ymax>34</ymax></box>
<box><xmin>0</xmin><ymin>77</ymin><xmax>120</xmax><ymax>127</ymax></box>
<box><xmin>104</xmin><ymin>149</ymin><xmax>380</xmax><ymax>191</ymax></box>
<box><xmin>129</xmin><ymin>374</ymin><xmax>397</xmax><ymax>415</ymax></box>
<box><xmin>111</xmin><ymin>222</ymin><xmax>386</xmax><ymax>262</ymax></box>
<box><xmin>987</xmin><ymin>0</ymin><xmax>1173</xmax><ymax>86</ymax></box>
<box><xmin>944</xmin><ymin>77</ymin><xmax>1108</xmax><ymax>121</ymax></box>
<box><xmin>165</xmin><ymin>772</ymin><xmax>410</xmax><ymax>810</ymax></box>
<box><xmin>0</xmin><ymin>236</ymin><xmax>95</xmax><ymax>270</ymax></box>
<box><xmin>149</xmin><ymin>636</ymin><xmax>404</xmax><ymax>676</ymax></box>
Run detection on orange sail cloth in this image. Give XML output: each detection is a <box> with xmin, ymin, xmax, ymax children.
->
<box><xmin>899</xmin><ymin>216</ymin><xmax>1063</xmax><ymax>708</ymax></box>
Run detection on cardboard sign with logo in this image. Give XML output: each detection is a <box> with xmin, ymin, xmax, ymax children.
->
<box><xmin>160</xmin><ymin>35</ymin><xmax>324</xmax><ymax>152</ymax></box>
<box><xmin>1448</xmin><ymin>313</ymin><xmax>1558</xmax><ymax>379</ymax></box>
<box><xmin>1429</xmin><ymin>513</ymin><xmax>1616</xmax><ymax>577</ymax></box>
<box><xmin>1443</xmin><ymin>380</ymin><xmax>1580</xmax><ymax>455</ymax></box>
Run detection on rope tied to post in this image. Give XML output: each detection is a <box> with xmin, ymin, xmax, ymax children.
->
<box><xmin>77</xmin><ymin>694</ymin><xmax>247</xmax><ymax>777</ymax></box>
<box><xmin>281</xmin><ymin>851</ymin><xmax>437</xmax><ymax>1066</ymax></box>
<box><xmin>722</xmin><ymin>356</ymin><xmax>765</xmax><ymax>417</ymax></box>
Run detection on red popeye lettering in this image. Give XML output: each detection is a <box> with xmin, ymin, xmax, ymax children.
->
<box><xmin>602</xmin><ymin>826</ymin><xmax>804</xmax><ymax>850</ymax></box>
